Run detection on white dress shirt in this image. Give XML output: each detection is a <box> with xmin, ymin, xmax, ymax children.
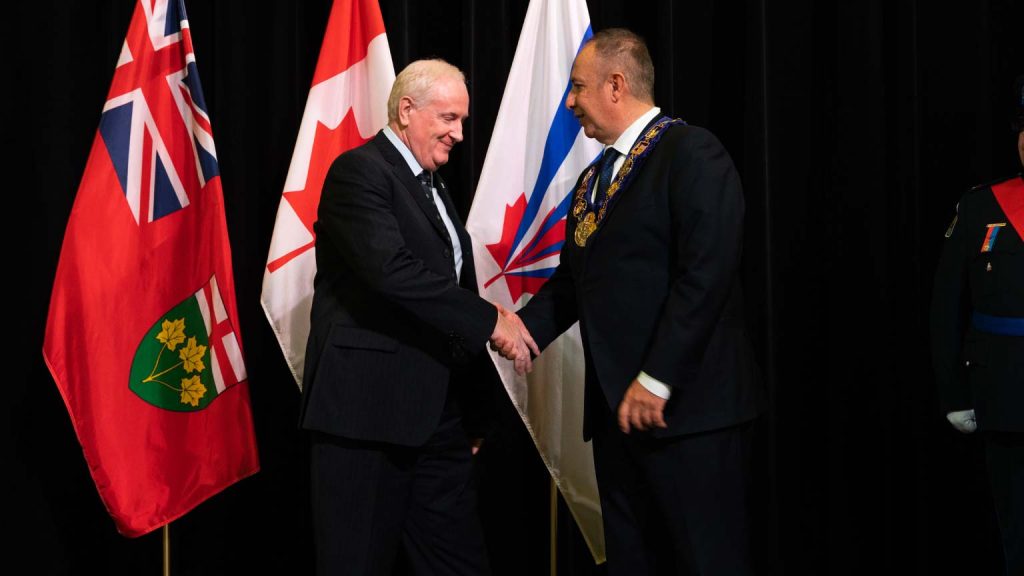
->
<box><xmin>383</xmin><ymin>126</ymin><xmax>463</xmax><ymax>281</ymax></box>
<box><xmin>595</xmin><ymin>107</ymin><xmax>673</xmax><ymax>400</ymax></box>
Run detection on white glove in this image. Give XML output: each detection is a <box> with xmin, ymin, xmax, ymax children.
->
<box><xmin>946</xmin><ymin>409</ymin><xmax>977</xmax><ymax>433</ymax></box>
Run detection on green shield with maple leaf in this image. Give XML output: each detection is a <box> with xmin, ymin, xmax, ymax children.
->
<box><xmin>129</xmin><ymin>294</ymin><xmax>218</xmax><ymax>412</ymax></box>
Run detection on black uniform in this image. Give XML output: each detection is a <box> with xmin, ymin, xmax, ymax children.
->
<box><xmin>931</xmin><ymin>174</ymin><xmax>1024</xmax><ymax>575</ymax></box>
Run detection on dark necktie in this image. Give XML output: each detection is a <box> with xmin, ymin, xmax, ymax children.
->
<box><xmin>417</xmin><ymin>170</ymin><xmax>458</xmax><ymax>278</ymax></box>
<box><xmin>417</xmin><ymin>171</ymin><xmax>446</xmax><ymax>227</ymax></box>
<box><xmin>416</xmin><ymin>171</ymin><xmax>436</xmax><ymax>203</ymax></box>
<box><xmin>594</xmin><ymin>148</ymin><xmax>620</xmax><ymax>207</ymax></box>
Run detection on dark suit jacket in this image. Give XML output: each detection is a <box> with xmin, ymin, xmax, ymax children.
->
<box><xmin>931</xmin><ymin>175</ymin><xmax>1024</xmax><ymax>432</ymax></box>
<box><xmin>519</xmin><ymin>120</ymin><xmax>763</xmax><ymax>439</ymax></box>
<box><xmin>300</xmin><ymin>131</ymin><xmax>498</xmax><ymax>447</ymax></box>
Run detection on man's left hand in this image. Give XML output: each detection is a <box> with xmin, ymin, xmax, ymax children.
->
<box><xmin>617</xmin><ymin>379</ymin><xmax>668</xmax><ymax>434</ymax></box>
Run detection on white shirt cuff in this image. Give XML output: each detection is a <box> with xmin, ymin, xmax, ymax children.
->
<box><xmin>636</xmin><ymin>371</ymin><xmax>672</xmax><ymax>399</ymax></box>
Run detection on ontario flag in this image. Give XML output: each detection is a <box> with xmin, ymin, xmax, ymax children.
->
<box><xmin>42</xmin><ymin>0</ymin><xmax>258</xmax><ymax>537</ymax></box>
<box><xmin>260</xmin><ymin>0</ymin><xmax>395</xmax><ymax>386</ymax></box>
<box><xmin>466</xmin><ymin>0</ymin><xmax>606</xmax><ymax>562</ymax></box>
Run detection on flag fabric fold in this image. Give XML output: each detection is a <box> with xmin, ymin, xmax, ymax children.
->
<box><xmin>43</xmin><ymin>0</ymin><xmax>258</xmax><ymax>537</ymax></box>
<box><xmin>260</xmin><ymin>0</ymin><xmax>395</xmax><ymax>386</ymax></box>
<box><xmin>466</xmin><ymin>0</ymin><xmax>606</xmax><ymax>561</ymax></box>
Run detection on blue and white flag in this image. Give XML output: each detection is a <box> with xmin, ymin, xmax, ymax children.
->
<box><xmin>466</xmin><ymin>0</ymin><xmax>604</xmax><ymax>561</ymax></box>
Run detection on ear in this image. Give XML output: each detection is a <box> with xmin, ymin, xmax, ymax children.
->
<box><xmin>608</xmin><ymin>72</ymin><xmax>626</xmax><ymax>103</ymax></box>
<box><xmin>397</xmin><ymin>95</ymin><xmax>416</xmax><ymax>127</ymax></box>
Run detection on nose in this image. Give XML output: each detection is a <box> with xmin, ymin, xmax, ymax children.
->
<box><xmin>451</xmin><ymin>120</ymin><xmax>464</xmax><ymax>143</ymax></box>
<box><xmin>565</xmin><ymin>91</ymin><xmax>576</xmax><ymax>110</ymax></box>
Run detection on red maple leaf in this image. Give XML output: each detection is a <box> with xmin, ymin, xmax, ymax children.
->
<box><xmin>485</xmin><ymin>193</ymin><xmax>528</xmax><ymax>270</ymax></box>
<box><xmin>484</xmin><ymin>194</ymin><xmax>567</xmax><ymax>304</ymax></box>
<box><xmin>268</xmin><ymin>109</ymin><xmax>367</xmax><ymax>272</ymax></box>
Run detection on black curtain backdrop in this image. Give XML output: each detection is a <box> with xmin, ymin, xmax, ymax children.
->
<box><xmin>12</xmin><ymin>0</ymin><xmax>1022</xmax><ymax>574</ymax></box>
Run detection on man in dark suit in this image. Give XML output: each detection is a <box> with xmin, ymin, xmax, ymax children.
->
<box><xmin>512</xmin><ymin>29</ymin><xmax>763</xmax><ymax>575</ymax></box>
<box><xmin>300</xmin><ymin>59</ymin><xmax>534</xmax><ymax>576</ymax></box>
<box><xmin>930</xmin><ymin>74</ymin><xmax>1024</xmax><ymax>576</ymax></box>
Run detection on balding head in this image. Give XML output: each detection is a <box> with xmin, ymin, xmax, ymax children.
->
<box><xmin>387</xmin><ymin>59</ymin><xmax>466</xmax><ymax>124</ymax></box>
<box><xmin>586</xmin><ymin>28</ymin><xmax>655</xmax><ymax>104</ymax></box>
<box><xmin>387</xmin><ymin>59</ymin><xmax>469</xmax><ymax>171</ymax></box>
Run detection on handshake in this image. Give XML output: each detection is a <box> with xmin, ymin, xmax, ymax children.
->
<box><xmin>489</xmin><ymin>304</ymin><xmax>540</xmax><ymax>375</ymax></box>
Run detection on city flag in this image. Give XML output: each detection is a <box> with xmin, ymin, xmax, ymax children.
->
<box><xmin>466</xmin><ymin>0</ymin><xmax>606</xmax><ymax>561</ymax></box>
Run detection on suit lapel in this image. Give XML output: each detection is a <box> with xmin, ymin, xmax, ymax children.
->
<box><xmin>433</xmin><ymin>175</ymin><xmax>480</xmax><ymax>289</ymax></box>
<box><xmin>372</xmin><ymin>132</ymin><xmax>451</xmax><ymax>242</ymax></box>
<box><xmin>587</xmin><ymin>115</ymin><xmax>669</xmax><ymax>256</ymax></box>
<box><xmin>434</xmin><ymin>175</ymin><xmax>463</xmax><ymax>247</ymax></box>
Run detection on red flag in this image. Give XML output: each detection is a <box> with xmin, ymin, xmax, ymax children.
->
<box><xmin>261</xmin><ymin>0</ymin><xmax>395</xmax><ymax>385</ymax></box>
<box><xmin>43</xmin><ymin>0</ymin><xmax>258</xmax><ymax>537</ymax></box>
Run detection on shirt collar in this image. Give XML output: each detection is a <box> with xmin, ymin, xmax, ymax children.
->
<box><xmin>608</xmin><ymin>106</ymin><xmax>661</xmax><ymax>157</ymax></box>
<box><xmin>383</xmin><ymin>125</ymin><xmax>425</xmax><ymax>176</ymax></box>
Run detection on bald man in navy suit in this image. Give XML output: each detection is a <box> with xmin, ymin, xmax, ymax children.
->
<box><xmin>513</xmin><ymin>29</ymin><xmax>764</xmax><ymax>575</ymax></box>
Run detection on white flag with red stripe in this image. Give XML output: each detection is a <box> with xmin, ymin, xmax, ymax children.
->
<box><xmin>466</xmin><ymin>0</ymin><xmax>605</xmax><ymax>561</ymax></box>
<box><xmin>261</xmin><ymin>0</ymin><xmax>395</xmax><ymax>385</ymax></box>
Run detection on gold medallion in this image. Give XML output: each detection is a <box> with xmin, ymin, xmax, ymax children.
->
<box><xmin>569</xmin><ymin>117</ymin><xmax>685</xmax><ymax>249</ymax></box>
<box><xmin>575</xmin><ymin>212</ymin><xmax>596</xmax><ymax>247</ymax></box>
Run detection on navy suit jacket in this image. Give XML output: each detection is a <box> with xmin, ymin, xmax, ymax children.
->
<box><xmin>519</xmin><ymin>121</ymin><xmax>763</xmax><ymax>438</ymax></box>
<box><xmin>300</xmin><ymin>131</ymin><xmax>497</xmax><ymax>446</ymax></box>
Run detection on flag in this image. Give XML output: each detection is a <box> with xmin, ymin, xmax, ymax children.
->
<box><xmin>43</xmin><ymin>0</ymin><xmax>258</xmax><ymax>537</ymax></box>
<box><xmin>466</xmin><ymin>0</ymin><xmax>605</xmax><ymax>561</ymax></box>
<box><xmin>260</xmin><ymin>0</ymin><xmax>395</xmax><ymax>386</ymax></box>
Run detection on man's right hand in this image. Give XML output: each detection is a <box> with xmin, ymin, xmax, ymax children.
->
<box><xmin>489</xmin><ymin>305</ymin><xmax>539</xmax><ymax>375</ymax></box>
<box><xmin>946</xmin><ymin>409</ymin><xmax>977</xmax><ymax>433</ymax></box>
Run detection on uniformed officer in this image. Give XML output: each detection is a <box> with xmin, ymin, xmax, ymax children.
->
<box><xmin>930</xmin><ymin>74</ymin><xmax>1024</xmax><ymax>576</ymax></box>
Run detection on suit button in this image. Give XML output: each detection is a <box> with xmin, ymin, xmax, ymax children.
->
<box><xmin>443</xmin><ymin>248</ymin><xmax>451</xmax><ymax>258</ymax></box>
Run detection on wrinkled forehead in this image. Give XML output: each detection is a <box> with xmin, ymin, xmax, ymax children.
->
<box><xmin>422</xmin><ymin>77</ymin><xmax>467</xmax><ymax>105</ymax></box>
<box><xmin>571</xmin><ymin>44</ymin><xmax>605</xmax><ymax>80</ymax></box>
<box><xmin>426</xmin><ymin>79</ymin><xmax>468</xmax><ymax>116</ymax></box>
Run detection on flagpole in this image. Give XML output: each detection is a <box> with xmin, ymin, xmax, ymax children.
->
<box><xmin>550</xmin><ymin>478</ymin><xmax>558</xmax><ymax>576</ymax></box>
<box><xmin>163</xmin><ymin>523</ymin><xmax>170</xmax><ymax>576</ymax></box>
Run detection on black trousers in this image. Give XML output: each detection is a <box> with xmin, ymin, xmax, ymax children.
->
<box><xmin>591</xmin><ymin>400</ymin><xmax>755</xmax><ymax>576</ymax></box>
<box><xmin>310</xmin><ymin>392</ymin><xmax>490</xmax><ymax>576</ymax></box>
<box><xmin>984</xmin><ymin>431</ymin><xmax>1023</xmax><ymax>576</ymax></box>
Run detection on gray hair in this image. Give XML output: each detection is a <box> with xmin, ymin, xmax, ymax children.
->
<box><xmin>387</xmin><ymin>59</ymin><xmax>466</xmax><ymax>123</ymax></box>
<box><xmin>587</xmin><ymin>28</ymin><xmax>655</xmax><ymax>103</ymax></box>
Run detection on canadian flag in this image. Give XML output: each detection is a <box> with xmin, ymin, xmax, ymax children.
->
<box><xmin>261</xmin><ymin>0</ymin><xmax>395</xmax><ymax>385</ymax></box>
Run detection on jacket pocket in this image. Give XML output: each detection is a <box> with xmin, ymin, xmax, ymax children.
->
<box><xmin>972</xmin><ymin>244</ymin><xmax>1020</xmax><ymax>298</ymax></box>
<box><xmin>328</xmin><ymin>325</ymin><xmax>399</xmax><ymax>352</ymax></box>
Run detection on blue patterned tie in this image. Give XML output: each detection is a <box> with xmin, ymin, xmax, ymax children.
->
<box><xmin>594</xmin><ymin>147</ymin><xmax>620</xmax><ymax>207</ymax></box>
<box><xmin>416</xmin><ymin>171</ymin><xmax>435</xmax><ymax>203</ymax></box>
<box><xmin>417</xmin><ymin>171</ymin><xmax>445</xmax><ymax>225</ymax></box>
